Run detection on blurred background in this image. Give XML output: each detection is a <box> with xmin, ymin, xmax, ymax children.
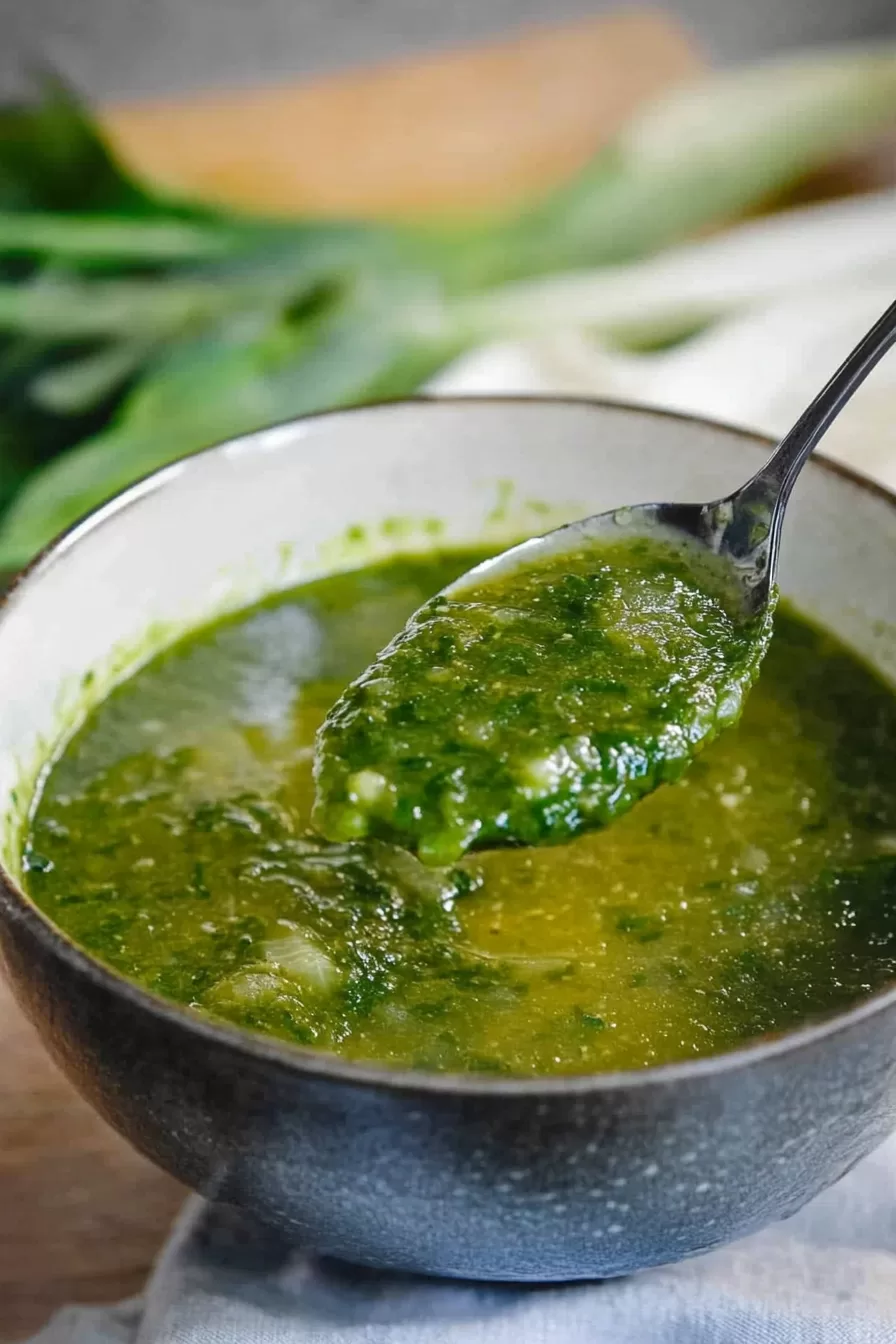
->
<box><xmin>1</xmin><ymin>0</ymin><xmax>895</xmax><ymax>97</ymax></box>
<box><xmin>2</xmin><ymin>4</ymin><xmax>896</xmax><ymax>1334</ymax></box>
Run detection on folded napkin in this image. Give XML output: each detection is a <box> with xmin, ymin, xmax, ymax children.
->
<box><xmin>30</xmin><ymin>1132</ymin><xmax>896</xmax><ymax>1344</ymax></box>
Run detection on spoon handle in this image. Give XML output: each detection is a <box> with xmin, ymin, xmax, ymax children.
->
<box><xmin>756</xmin><ymin>296</ymin><xmax>896</xmax><ymax>505</ymax></box>
<box><xmin>719</xmin><ymin>296</ymin><xmax>896</xmax><ymax>616</ymax></box>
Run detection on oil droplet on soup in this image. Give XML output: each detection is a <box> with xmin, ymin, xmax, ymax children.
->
<box><xmin>24</xmin><ymin>550</ymin><xmax>896</xmax><ymax>1075</ymax></box>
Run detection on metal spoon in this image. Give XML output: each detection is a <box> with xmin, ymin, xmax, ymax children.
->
<box><xmin>446</xmin><ymin>297</ymin><xmax>896</xmax><ymax>620</ymax></box>
<box><xmin>314</xmin><ymin>299</ymin><xmax>896</xmax><ymax>862</ymax></box>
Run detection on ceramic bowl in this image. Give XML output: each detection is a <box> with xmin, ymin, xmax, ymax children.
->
<box><xmin>1</xmin><ymin>398</ymin><xmax>895</xmax><ymax>1281</ymax></box>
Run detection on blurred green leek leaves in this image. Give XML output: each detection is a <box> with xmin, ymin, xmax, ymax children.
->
<box><xmin>1</xmin><ymin>51</ymin><xmax>896</xmax><ymax>568</ymax></box>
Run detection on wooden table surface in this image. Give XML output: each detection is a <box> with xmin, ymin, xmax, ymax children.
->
<box><xmin>0</xmin><ymin>14</ymin><xmax>700</xmax><ymax>1338</ymax></box>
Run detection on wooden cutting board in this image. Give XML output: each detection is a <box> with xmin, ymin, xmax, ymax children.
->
<box><xmin>103</xmin><ymin>11</ymin><xmax>701</xmax><ymax>218</ymax></box>
<box><xmin>0</xmin><ymin>14</ymin><xmax>701</xmax><ymax>1339</ymax></box>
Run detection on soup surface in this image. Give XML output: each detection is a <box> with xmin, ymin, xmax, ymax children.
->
<box><xmin>24</xmin><ymin>549</ymin><xmax>896</xmax><ymax>1075</ymax></box>
<box><xmin>315</xmin><ymin>535</ymin><xmax>773</xmax><ymax>863</ymax></box>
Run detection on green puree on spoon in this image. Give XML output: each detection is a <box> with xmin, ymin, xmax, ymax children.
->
<box><xmin>314</xmin><ymin>299</ymin><xmax>896</xmax><ymax>864</ymax></box>
<box><xmin>313</xmin><ymin>537</ymin><xmax>774</xmax><ymax>865</ymax></box>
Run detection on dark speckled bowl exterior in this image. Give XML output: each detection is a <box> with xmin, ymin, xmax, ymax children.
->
<box><xmin>1</xmin><ymin>398</ymin><xmax>895</xmax><ymax>1281</ymax></box>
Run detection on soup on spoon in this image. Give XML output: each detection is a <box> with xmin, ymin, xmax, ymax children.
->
<box><xmin>314</xmin><ymin>299</ymin><xmax>896</xmax><ymax>863</ymax></box>
<box><xmin>313</xmin><ymin>536</ymin><xmax>772</xmax><ymax>864</ymax></box>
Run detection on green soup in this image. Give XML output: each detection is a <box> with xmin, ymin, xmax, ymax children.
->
<box><xmin>23</xmin><ymin>549</ymin><xmax>896</xmax><ymax>1075</ymax></box>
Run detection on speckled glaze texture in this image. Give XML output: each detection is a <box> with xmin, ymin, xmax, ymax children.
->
<box><xmin>2</xmin><ymin>899</ymin><xmax>896</xmax><ymax>1280</ymax></box>
<box><xmin>1</xmin><ymin>399</ymin><xmax>895</xmax><ymax>1280</ymax></box>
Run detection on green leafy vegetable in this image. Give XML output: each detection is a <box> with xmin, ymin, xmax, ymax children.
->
<box><xmin>0</xmin><ymin>75</ymin><xmax>158</xmax><ymax>214</ymax></box>
<box><xmin>0</xmin><ymin>47</ymin><xmax>895</xmax><ymax>567</ymax></box>
<box><xmin>0</xmin><ymin>211</ymin><xmax>245</xmax><ymax>261</ymax></box>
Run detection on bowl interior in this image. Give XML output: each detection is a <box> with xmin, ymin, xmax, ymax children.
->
<box><xmin>1</xmin><ymin>397</ymin><xmax>895</xmax><ymax>882</ymax></box>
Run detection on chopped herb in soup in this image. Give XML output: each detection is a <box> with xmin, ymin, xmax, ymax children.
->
<box><xmin>313</xmin><ymin>537</ymin><xmax>774</xmax><ymax>864</ymax></box>
<box><xmin>24</xmin><ymin>549</ymin><xmax>896</xmax><ymax>1075</ymax></box>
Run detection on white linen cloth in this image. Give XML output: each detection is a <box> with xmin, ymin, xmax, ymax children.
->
<box><xmin>30</xmin><ymin>1135</ymin><xmax>896</xmax><ymax>1343</ymax></box>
